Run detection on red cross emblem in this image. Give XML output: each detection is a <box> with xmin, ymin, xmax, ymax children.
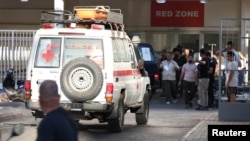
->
<box><xmin>42</xmin><ymin>49</ymin><xmax>55</xmax><ymax>63</ymax></box>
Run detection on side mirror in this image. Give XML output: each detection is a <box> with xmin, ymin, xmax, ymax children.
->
<box><xmin>6</xmin><ymin>124</ymin><xmax>24</xmax><ymax>141</ymax></box>
<box><xmin>138</xmin><ymin>59</ymin><xmax>145</xmax><ymax>70</ymax></box>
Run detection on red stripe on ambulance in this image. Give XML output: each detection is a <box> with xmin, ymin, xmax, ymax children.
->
<box><xmin>113</xmin><ymin>69</ymin><xmax>141</xmax><ymax>76</ymax></box>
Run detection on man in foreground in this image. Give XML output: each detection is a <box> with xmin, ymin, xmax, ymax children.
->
<box><xmin>36</xmin><ymin>80</ymin><xmax>78</xmax><ymax>141</ymax></box>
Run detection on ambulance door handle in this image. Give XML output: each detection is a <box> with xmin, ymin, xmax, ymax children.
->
<box><xmin>50</xmin><ymin>70</ymin><xmax>59</xmax><ymax>73</ymax></box>
<box><xmin>37</xmin><ymin>79</ymin><xmax>44</xmax><ymax>84</ymax></box>
<box><xmin>116</xmin><ymin>77</ymin><xmax>119</xmax><ymax>82</ymax></box>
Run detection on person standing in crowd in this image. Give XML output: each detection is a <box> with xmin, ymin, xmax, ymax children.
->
<box><xmin>226</xmin><ymin>51</ymin><xmax>238</xmax><ymax>102</ymax></box>
<box><xmin>195</xmin><ymin>48</ymin><xmax>210</xmax><ymax>110</ymax></box>
<box><xmin>216</xmin><ymin>40</ymin><xmax>241</xmax><ymax>68</ymax></box>
<box><xmin>184</xmin><ymin>48</ymin><xmax>190</xmax><ymax>60</ymax></box>
<box><xmin>173</xmin><ymin>46</ymin><xmax>187</xmax><ymax>98</ymax></box>
<box><xmin>36</xmin><ymin>80</ymin><xmax>78</xmax><ymax>141</ymax></box>
<box><xmin>159</xmin><ymin>51</ymin><xmax>180</xmax><ymax>104</ymax></box>
<box><xmin>158</xmin><ymin>49</ymin><xmax>167</xmax><ymax>97</ymax></box>
<box><xmin>238</xmin><ymin>51</ymin><xmax>246</xmax><ymax>85</ymax></box>
<box><xmin>206</xmin><ymin>52</ymin><xmax>217</xmax><ymax>108</ymax></box>
<box><xmin>178</xmin><ymin>55</ymin><xmax>198</xmax><ymax>108</ymax></box>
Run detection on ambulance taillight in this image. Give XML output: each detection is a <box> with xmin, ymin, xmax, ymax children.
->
<box><xmin>91</xmin><ymin>24</ymin><xmax>105</xmax><ymax>30</ymax></box>
<box><xmin>105</xmin><ymin>83</ymin><xmax>113</xmax><ymax>103</ymax></box>
<box><xmin>24</xmin><ymin>80</ymin><xmax>32</xmax><ymax>100</ymax></box>
<box><xmin>42</xmin><ymin>23</ymin><xmax>54</xmax><ymax>29</ymax></box>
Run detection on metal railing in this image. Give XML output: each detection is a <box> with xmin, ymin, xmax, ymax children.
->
<box><xmin>0</xmin><ymin>30</ymin><xmax>36</xmax><ymax>85</ymax></box>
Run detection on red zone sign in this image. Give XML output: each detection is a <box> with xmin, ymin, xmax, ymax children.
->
<box><xmin>151</xmin><ymin>1</ymin><xmax>204</xmax><ymax>27</ymax></box>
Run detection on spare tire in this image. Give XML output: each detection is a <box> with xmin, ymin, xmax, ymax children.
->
<box><xmin>60</xmin><ymin>58</ymin><xmax>103</xmax><ymax>102</ymax></box>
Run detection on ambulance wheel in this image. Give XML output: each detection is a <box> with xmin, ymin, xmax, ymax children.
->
<box><xmin>60</xmin><ymin>58</ymin><xmax>103</xmax><ymax>102</ymax></box>
<box><xmin>108</xmin><ymin>95</ymin><xmax>125</xmax><ymax>132</ymax></box>
<box><xmin>136</xmin><ymin>91</ymin><xmax>149</xmax><ymax>125</ymax></box>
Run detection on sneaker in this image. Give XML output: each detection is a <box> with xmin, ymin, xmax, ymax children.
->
<box><xmin>166</xmin><ymin>101</ymin><xmax>170</xmax><ymax>104</ymax></box>
<box><xmin>195</xmin><ymin>106</ymin><xmax>208</xmax><ymax>111</ymax></box>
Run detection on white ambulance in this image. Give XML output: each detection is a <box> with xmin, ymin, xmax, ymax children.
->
<box><xmin>24</xmin><ymin>6</ymin><xmax>151</xmax><ymax>132</ymax></box>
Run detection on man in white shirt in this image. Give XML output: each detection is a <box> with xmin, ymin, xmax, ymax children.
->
<box><xmin>160</xmin><ymin>51</ymin><xmax>180</xmax><ymax>104</ymax></box>
<box><xmin>216</xmin><ymin>40</ymin><xmax>241</xmax><ymax>68</ymax></box>
<box><xmin>178</xmin><ymin>55</ymin><xmax>198</xmax><ymax>108</ymax></box>
<box><xmin>226</xmin><ymin>51</ymin><xmax>239</xmax><ymax>102</ymax></box>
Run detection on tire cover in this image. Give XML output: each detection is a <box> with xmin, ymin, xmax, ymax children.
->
<box><xmin>60</xmin><ymin>58</ymin><xmax>103</xmax><ymax>102</ymax></box>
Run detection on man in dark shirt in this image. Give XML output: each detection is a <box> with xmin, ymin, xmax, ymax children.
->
<box><xmin>206</xmin><ymin>52</ymin><xmax>217</xmax><ymax>108</ymax></box>
<box><xmin>36</xmin><ymin>80</ymin><xmax>78</xmax><ymax>141</ymax></box>
<box><xmin>173</xmin><ymin>47</ymin><xmax>187</xmax><ymax>98</ymax></box>
<box><xmin>195</xmin><ymin>48</ymin><xmax>210</xmax><ymax>110</ymax></box>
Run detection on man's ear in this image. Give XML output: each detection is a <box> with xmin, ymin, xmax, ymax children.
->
<box><xmin>38</xmin><ymin>95</ymin><xmax>42</xmax><ymax>104</ymax></box>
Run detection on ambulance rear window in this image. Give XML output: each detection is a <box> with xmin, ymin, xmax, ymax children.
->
<box><xmin>35</xmin><ymin>38</ymin><xmax>61</xmax><ymax>68</ymax></box>
<box><xmin>63</xmin><ymin>38</ymin><xmax>104</xmax><ymax>68</ymax></box>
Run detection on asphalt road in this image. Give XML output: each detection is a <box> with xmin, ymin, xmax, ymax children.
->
<box><xmin>0</xmin><ymin>90</ymin><xmax>217</xmax><ymax>141</ymax></box>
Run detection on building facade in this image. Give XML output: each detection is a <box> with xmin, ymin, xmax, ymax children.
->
<box><xmin>0</xmin><ymin>0</ymin><xmax>250</xmax><ymax>56</ymax></box>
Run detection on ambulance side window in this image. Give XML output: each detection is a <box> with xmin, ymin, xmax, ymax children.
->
<box><xmin>112</xmin><ymin>38</ymin><xmax>122</xmax><ymax>62</ymax></box>
<box><xmin>121</xmin><ymin>39</ymin><xmax>130</xmax><ymax>62</ymax></box>
<box><xmin>129</xmin><ymin>44</ymin><xmax>136</xmax><ymax>69</ymax></box>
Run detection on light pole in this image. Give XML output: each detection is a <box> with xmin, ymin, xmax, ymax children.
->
<box><xmin>54</xmin><ymin>0</ymin><xmax>64</xmax><ymax>11</ymax></box>
<box><xmin>20</xmin><ymin>0</ymin><xmax>64</xmax><ymax>10</ymax></box>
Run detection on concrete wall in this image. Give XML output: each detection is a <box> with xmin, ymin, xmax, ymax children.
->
<box><xmin>204</xmin><ymin>0</ymin><xmax>241</xmax><ymax>27</ymax></box>
<box><xmin>0</xmin><ymin>0</ymin><xmax>248</xmax><ymax>30</ymax></box>
<box><xmin>0</xmin><ymin>0</ymin><xmax>78</xmax><ymax>29</ymax></box>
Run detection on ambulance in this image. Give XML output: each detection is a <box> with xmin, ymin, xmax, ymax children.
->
<box><xmin>24</xmin><ymin>6</ymin><xmax>151</xmax><ymax>132</ymax></box>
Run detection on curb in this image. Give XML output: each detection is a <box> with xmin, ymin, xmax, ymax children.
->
<box><xmin>182</xmin><ymin>113</ymin><xmax>216</xmax><ymax>141</ymax></box>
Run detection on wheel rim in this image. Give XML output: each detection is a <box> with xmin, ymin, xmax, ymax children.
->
<box><xmin>69</xmin><ymin>67</ymin><xmax>94</xmax><ymax>91</ymax></box>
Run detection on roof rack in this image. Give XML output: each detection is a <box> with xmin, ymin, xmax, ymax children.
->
<box><xmin>40</xmin><ymin>6</ymin><xmax>124</xmax><ymax>31</ymax></box>
<box><xmin>73</xmin><ymin>6</ymin><xmax>123</xmax><ymax>24</ymax></box>
<box><xmin>41</xmin><ymin>10</ymin><xmax>76</xmax><ymax>24</ymax></box>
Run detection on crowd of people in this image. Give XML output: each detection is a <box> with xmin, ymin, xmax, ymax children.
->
<box><xmin>158</xmin><ymin>40</ymin><xmax>241</xmax><ymax>110</ymax></box>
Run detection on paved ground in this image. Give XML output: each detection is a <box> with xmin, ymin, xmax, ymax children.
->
<box><xmin>1</xmin><ymin>95</ymin><xmax>250</xmax><ymax>141</ymax></box>
<box><xmin>0</xmin><ymin>102</ymin><xmax>32</xmax><ymax>122</ymax></box>
<box><xmin>184</xmin><ymin>112</ymin><xmax>250</xmax><ymax>141</ymax></box>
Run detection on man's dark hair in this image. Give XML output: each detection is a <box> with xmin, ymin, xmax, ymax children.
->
<box><xmin>227</xmin><ymin>50</ymin><xmax>235</xmax><ymax>57</ymax></box>
<box><xmin>199</xmin><ymin>48</ymin><xmax>207</xmax><ymax>55</ymax></box>
<box><xmin>227</xmin><ymin>41</ymin><xmax>233</xmax><ymax>46</ymax></box>
<box><xmin>206</xmin><ymin>51</ymin><xmax>211</xmax><ymax>57</ymax></box>
<box><xmin>173</xmin><ymin>47</ymin><xmax>182</xmax><ymax>54</ymax></box>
